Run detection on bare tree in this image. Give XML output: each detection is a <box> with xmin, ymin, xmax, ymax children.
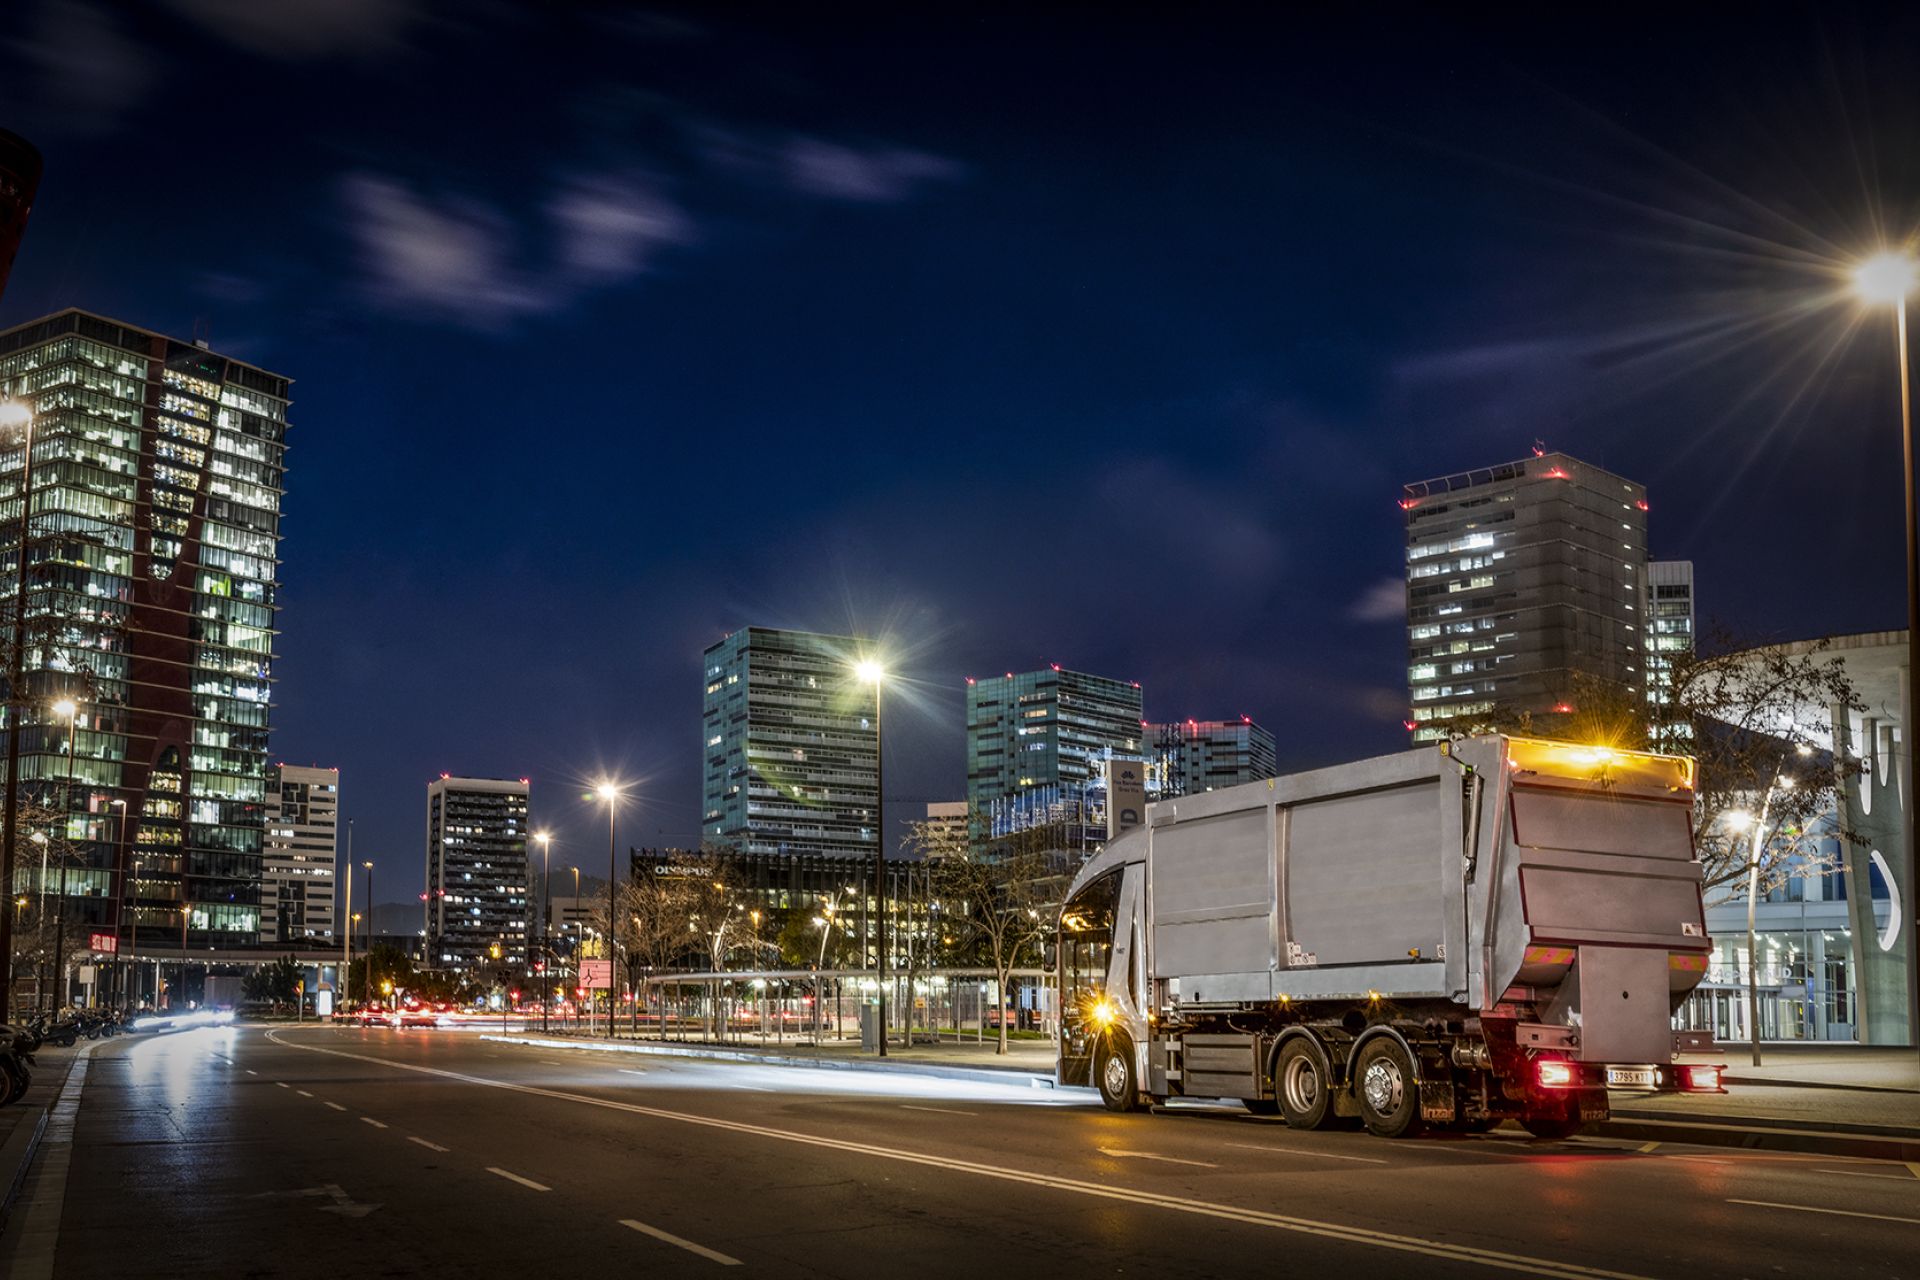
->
<box><xmin>926</xmin><ymin>819</ymin><xmax>1063</xmax><ymax>1055</ymax></box>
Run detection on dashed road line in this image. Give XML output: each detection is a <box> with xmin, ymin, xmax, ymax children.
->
<box><xmin>620</xmin><ymin>1218</ymin><xmax>741</xmax><ymax>1266</ymax></box>
<box><xmin>323</xmin><ymin>1101</ymin><xmax>347</xmax><ymax>1112</ymax></box>
<box><xmin>244</xmin><ymin>1069</ymin><xmax>257</xmax><ymax>1076</ymax></box>
<box><xmin>274</xmin><ymin>1082</ymin><xmax>289</xmax><ymax>1089</ymax></box>
<box><xmin>361</xmin><ymin>1117</ymin><xmax>388</xmax><ymax>1129</ymax></box>
<box><xmin>1223</xmin><ymin>1142</ymin><xmax>1388</xmax><ymax>1165</ymax></box>
<box><xmin>487</xmin><ymin>1167</ymin><xmax>551</xmax><ymax>1192</ymax></box>
<box><xmin>409</xmin><ymin>1137</ymin><xmax>450</xmax><ymax>1153</ymax></box>
<box><xmin>1813</xmin><ymin>1168</ymin><xmax>1920</xmax><ymax>1182</ymax></box>
<box><xmin>1727</xmin><ymin>1199</ymin><xmax>1920</xmax><ymax>1226</ymax></box>
<box><xmin>295</xmin><ymin>1090</ymin><xmax>313</xmax><ymax>1098</ymax></box>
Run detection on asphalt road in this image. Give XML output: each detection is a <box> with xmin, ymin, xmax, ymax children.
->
<box><xmin>4</xmin><ymin>1026</ymin><xmax>1917</xmax><ymax>1278</ymax></box>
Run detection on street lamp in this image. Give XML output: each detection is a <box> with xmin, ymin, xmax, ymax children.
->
<box><xmin>0</xmin><ymin>390</ymin><xmax>37</xmax><ymax>1013</ymax></box>
<box><xmin>108</xmin><ymin>798</ymin><xmax>126</xmax><ymax>1008</ymax></box>
<box><xmin>534</xmin><ymin>830</ymin><xmax>552</xmax><ymax>1033</ymax></box>
<box><xmin>48</xmin><ymin>697</ymin><xmax>77</xmax><ymax>1011</ymax></box>
<box><xmin>1855</xmin><ymin>248</ymin><xmax>1920</xmax><ymax>1057</ymax></box>
<box><xmin>362</xmin><ymin>859</ymin><xmax>374</xmax><ymax>1009</ymax></box>
<box><xmin>595</xmin><ymin>781</ymin><xmax>623</xmax><ymax>1039</ymax></box>
<box><xmin>854</xmin><ymin>657</ymin><xmax>888</xmax><ymax>1057</ymax></box>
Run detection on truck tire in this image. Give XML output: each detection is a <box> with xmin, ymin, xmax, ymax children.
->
<box><xmin>1275</xmin><ymin>1038</ymin><xmax>1334</xmax><ymax>1130</ymax></box>
<box><xmin>1518</xmin><ymin>1104</ymin><xmax>1583</xmax><ymax>1140</ymax></box>
<box><xmin>1353</xmin><ymin>1037</ymin><xmax>1424</xmax><ymax>1139</ymax></box>
<box><xmin>1097</xmin><ymin>1038</ymin><xmax>1141</xmax><ymax>1113</ymax></box>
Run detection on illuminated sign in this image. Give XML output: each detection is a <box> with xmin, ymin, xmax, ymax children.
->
<box><xmin>89</xmin><ymin>932</ymin><xmax>118</xmax><ymax>953</ymax></box>
<box><xmin>579</xmin><ymin>959</ymin><xmax>613</xmax><ymax>990</ymax></box>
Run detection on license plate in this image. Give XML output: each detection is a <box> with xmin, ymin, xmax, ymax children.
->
<box><xmin>1606</xmin><ymin>1066</ymin><xmax>1656</xmax><ymax>1088</ymax></box>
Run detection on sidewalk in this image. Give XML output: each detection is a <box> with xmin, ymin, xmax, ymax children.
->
<box><xmin>0</xmin><ymin>1043</ymin><xmax>78</xmax><ymax>1234</ymax></box>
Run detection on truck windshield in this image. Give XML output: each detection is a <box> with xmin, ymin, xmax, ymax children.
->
<box><xmin>1059</xmin><ymin>869</ymin><xmax>1121</xmax><ymax>1022</ymax></box>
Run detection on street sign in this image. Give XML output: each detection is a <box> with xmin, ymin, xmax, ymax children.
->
<box><xmin>580</xmin><ymin>959</ymin><xmax>613</xmax><ymax>990</ymax></box>
<box><xmin>88</xmin><ymin>932</ymin><xmax>118</xmax><ymax>953</ymax></box>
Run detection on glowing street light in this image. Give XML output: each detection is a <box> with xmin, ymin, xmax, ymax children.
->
<box><xmin>534</xmin><ymin>830</ymin><xmax>553</xmax><ymax>1032</ymax></box>
<box><xmin>0</xmin><ymin>391</ymin><xmax>36</xmax><ymax>1003</ymax></box>
<box><xmin>592</xmin><ymin>780</ymin><xmax>625</xmax><ymax>1039</ymax></box>
<box><xmin>1853</xmin><ymin>246</ymin><xmax>1920</xmax><ymax>1057</ymax></box>
<box><xmin>853</xmin><ymin>656</ymin><xmax>888</xmax><ymax>1057</ymax></box>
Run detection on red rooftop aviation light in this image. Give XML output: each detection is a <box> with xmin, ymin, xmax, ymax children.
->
<box><xmin>1397</xmin><ymin>497</ymin><xmax>1417</xmax><ymax>510</ymax></box>
<box><xmin>1403</xmin><ymin>719</ymin><xmax>1418</xmax><ymax>731</ymax></box>
<box><xmin>965</xmin><ymin>677</ymin><xmax>975</xmax><ymax>685</ymax></box>
<box><xmin>1553</xmin><ymin>702</ymin><xmax>1574</xmax><ymax>714</ymax></box>
<box><xmin>1544</xmin><ymin>466</ymin><xmax>1571</xmax><ymax>480</ymax></box>
<box><xmin>1636</xmin><ymin>499</ymin><xmax>1649</xmax><ymax>511</ymax></box>
<box><xmin>1050</xmin><ymin>663</ymin><xmax>1061</xmax><ymax>671</ymax></box>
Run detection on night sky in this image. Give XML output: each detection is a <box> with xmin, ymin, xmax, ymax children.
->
<box><xmin>2</xmin><ymin>3</ymin><xmax>1916</xmax><ymax>910</ymax></box>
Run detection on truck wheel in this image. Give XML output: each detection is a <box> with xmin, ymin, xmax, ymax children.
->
<box><xmin>1097</xmin><ymin>1039</ymin><xmax>1140</xmax><ymax>1113</ymax></box>
<box><xmin>1353</xmin><ymin>1037</ymin><xmax>1424</xmax><ymax>1139</ymax></box>
<box><xmin>1518</xmin><ymin>1105</ymin><xmax>1583</xmax><ymax>1140</ymax></box>
<box><xmin>1275</xmin><ymin>1039</ymin><xmax>1333</xmax><ymax>1130</ymax></box>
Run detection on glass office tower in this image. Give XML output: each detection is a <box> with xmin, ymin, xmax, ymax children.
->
<box><xmin>0</xmin><ymin>309</ymin><xmax>288</xmax><ymax>952</ymax></box>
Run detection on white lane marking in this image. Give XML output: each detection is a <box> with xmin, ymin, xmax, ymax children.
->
<box><xmin>1727</xmin><ymin>1198</ymin><xmax>1920</xmax><ymax>1226</ymax></box>
<box><xmin>361</xmin><ymin>1117</ymin><xmax>389</xmax><ymax>1129</ymax></box>
<box><xmin>621</xmin><ymin>1217</ymin><xmax>742</xmax><ymax>1266</ymax></box>
<box><xmin>244</xmin><ymin>1069</ymin><xmax>257</xmax><ymax>1076</ymax></box>
<box><xmin>487</xmin><ymin>1167</ymin><xmax>551</xmax><ymax>1192</ymax></box>
<box><xmin>5</xmin><ymin>1043</ymin><xmax>97</xmax><ymax>1280</ymax></box>
<box><xmin>296</xmin><ymin>1090</ymin><xmax>313</xmax><ymax>1098</ymax></box>
<box><xmin>1636</xmin><ymin>1142</ymin><xmax>1660</xmax><ymax>1153</ymax></box>
<box><xmin>274</xmin><ymin>1082</ymin><xmax>290</xmax><ymax>1089</ymax></box>
<box><xmin>267</xmin><ymin>1032</ymin><xmax>1655</xmax><ymax>1280</ymax></box>
<box><xmin>540</xmin><ymin>1060</ymin><xmax>564</xmax><ymax>1066</ymax></box>
<box><xmin>408</xmin><ymin>1137</ymin><xmax>450</xmax><ymax>1153</ymax></box>
<box><xmin>323</xmin><ymin>1101</ymin><xmax>347</xmax><ymax>1112</ymax></box>
<box><xmin>1098</xmin><ymin>1148</ymin><xmax>1218</xmax><ymax>1168</ymax></box>
<box><xmin>1224</xmin><ymin>1142</ymin><xmax>1388</xmax><ymax>1165</ymax></box>
<box><xmin>901</xmin><ymin>1105</ymin><xmax>976</xmax><ymax>1117</ymax></box>
<box><xmin>619</xmin><ymin>1069</ymin><xmax>648</xmax><ymax>1076</ymax></box>
<box><xmin>1812</xmin><ymin>1168</ymin><xmax>1920</xmax><ymax>1182</ymax></box>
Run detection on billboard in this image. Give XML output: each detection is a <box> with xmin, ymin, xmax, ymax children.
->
<box><xmin>88</xmin><ymin>932</ymin><xmax>118</xmax><ymax>954</ymax></box>
<box><xmin>1106</xmin><ymin>758</ymin><xmax>1147</xmax><ymax>839</ymax></box>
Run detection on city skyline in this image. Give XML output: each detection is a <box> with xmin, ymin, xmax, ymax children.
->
<box><xmin>0</xmin><ymin>8</ymin><xmax>1916</xmax><ymax>905</ymax></box>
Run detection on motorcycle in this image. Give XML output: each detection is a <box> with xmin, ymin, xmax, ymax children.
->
<box><xmin>0</xmin><ymin>1024</ymin><xmax>34</xmax><ymax>1105</ymax></box>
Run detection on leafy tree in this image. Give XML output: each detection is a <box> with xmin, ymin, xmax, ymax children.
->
<box><xmin>243</xmin><ymin>954</ymin><xmax>302</xmax><ymax>1005</ymax></box>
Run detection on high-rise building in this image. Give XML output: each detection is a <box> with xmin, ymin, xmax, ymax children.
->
<box><xmin>0</xmin><ymin>309</ymin><xmax>289</xmax><ymax>950</ymax></box>
<box><xmin>1145</xmin><ymin>718</ymin><xmax>1278</xmax><ymax>797</ymax></box>
<box><xmin>922</xmin><ymin>801</ymin><xmax>968</xmax><ymax>853</ymax></box>
<box><xmin>261</xmin><ymin>764</ymin><xmax>337</xmax><ymax>944</ymax></box>
<box><xmin>1645</xmin><ymin>559</ymin><xmax>1695</xmax><ymax>719</ymax></box>
<box><xmin>966</xmin><ymin>665</ymin><xmax>1142</xmax><ymax>841</ymax></box>
<box><xmin>424</xmin><ymin>776</ymin><xmax>531</xmax><ymax>972</ymax></box>
<box><xmin>1401</xmin><ymin>452</ymin><xmax>1647</xmax><ymax>743</ymax></box>
<box><xmin>701</xmin><ymin>627</ymin><xmax>879</xmax><ymax>860</ymax></box>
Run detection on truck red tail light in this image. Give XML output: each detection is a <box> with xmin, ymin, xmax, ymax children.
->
<box><xmin>1680</xmin><ymin>1063</ymin><xmax>1725</xmax><ymax>1092</ymax></box>
<box><xmin>1536</xmin><ymin>1059</ymin><xmax>1575</xmax><ymax>1089</ymax></box>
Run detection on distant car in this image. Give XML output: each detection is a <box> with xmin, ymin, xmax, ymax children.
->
<box><xmin>398</xmin><ymin>1008</ymin><xmax>436</xmax><ymax>1028</ymax></box>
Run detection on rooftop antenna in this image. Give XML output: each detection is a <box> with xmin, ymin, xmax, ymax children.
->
<box><xmin>1532</xmin><ymin>439</ymin><xmax>1546</xmax><ymax>458</ymax></box>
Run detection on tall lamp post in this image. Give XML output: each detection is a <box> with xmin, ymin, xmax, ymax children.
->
<box><xmin>1729</xmin><ymin>769</ymin><xmax>1795</xmax><ymax>1069</ymax></box>
<box><xmin>340</xmin><ymin>823</ymin><xmax>353</xmax><ymax>1016</ymax></box>
<box><xmin>49</xmin><ymin>697</ymin><xmax>77</xmax><ymax>1010</ymax></box>
<box><xmin>534</xmin><ymin>830</ymin><xmax>552</xmax><ymax>1033</ymax></box>
<box><xmin>362</xmin><ymin>859</ymin><xmax>374</xmax><ymax>1008</ymax></box>
<box><xmin>0</xmin><ymin>392</ymin><xmax>37</xmax><ymax>1014</ymax></box>
<box><xmin>595</xmin><ymin>783</ymin><xmax>622</xmax><ymax>1039</ymax></box>
<box><xmin>1854</xmin><ymin>249</ymin><xmax>1920</xmax><ymax>1058</ymax></box>
<box><xmin>854</xmin><ymin>658</ymin><xmax>887</xmax><ymax>1057</ymax></box>
<box><xmin>108</xmin><ymin>797</ymin><xmax>126</xmax><ymax>1007</ymax></box>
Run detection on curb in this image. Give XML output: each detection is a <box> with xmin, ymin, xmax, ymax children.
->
<box><xmin>0</xmin><ymin>1047</ymin><xmax>84</xmax><ymax>1235</ymax></box>
<box><xmin>1598</xmin><ymin>1112</ymin><xmax>1920</xmax><ymax>1163</ymax></box>
<box><xmin>479</xmin><ymin>1034</ymin><xmax>1064</xmax><ymax>1092</ymax></box>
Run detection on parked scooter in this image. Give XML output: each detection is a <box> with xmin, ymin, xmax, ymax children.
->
<box><xmin>0</xmin><ymin>1023</ymin><xmax>34</xmax><ymax>1104</ymax></box>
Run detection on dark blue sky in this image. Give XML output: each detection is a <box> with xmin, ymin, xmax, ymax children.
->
<box><xmin>2</xmin><ymin>3</ymin><xmax>1915</xmax><ymax>906</ymax></box>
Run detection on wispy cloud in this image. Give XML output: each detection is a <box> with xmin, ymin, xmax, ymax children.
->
<box><xmin>339</xmin><ymin>170</ymin><xmax>692</xmax><ymax>330</ymax></box>
<box><xmin>166</xmin><ymin>0</ymin><xmax>423</xmax><ymax>59</ymax></box>
<box><xmin>697</xmin><ymin>128</ymin><xmax>966</xmax><ymax>203</ymax></box>
<box><xmin>10</xmin><ymin>0</ymin><xmax>156</xmax><ymax>134</ymax></box>
<box><xmin>1348</xmin><ymin>576</ymin><xmax>1405</xmax><ymax>622</ymax></box>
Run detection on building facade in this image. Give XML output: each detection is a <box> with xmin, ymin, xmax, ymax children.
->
<box><xmin>966</xmin><ymin>665</ymin><xmax>1142</xmax><ymax>845</ymax></box>
<box><xmin>701</xmin><ymin>627</ymin><xmax>879</xmax><ymax>860</ymax></box>
<box><xmin>1401</xmin><ymin>451</ymin><xmax>1648</xmax><ymax>742</ymax></box>
<box><xmin>1145</xmin><ymin>718</ymin><xmax>1278</xmax><ymax>797</ymax></box>
<box><xmin>1644</xmin><ymin>559</ymin><xmax>1695</xmax><ymax>720</ymax></box>
<box><xmin>424</xmin><ymin>776</ymin><xmax>531</xmax><ymax>973</ymax></box>
<box><xmin>0</xmin><ymin>309</ymin><xmax>289</xmax><ymax>952</ymax></box>
<box><xmin>261</xmin><ymin>764</ymin><xmax>337</xmax><ymax>944</ymax></box>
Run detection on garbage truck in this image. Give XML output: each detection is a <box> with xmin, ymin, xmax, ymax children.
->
<box><xmin>1056</xmin><ymin>735</ymin><xmax>1724</xmax><ymax>1138</ymax></box>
